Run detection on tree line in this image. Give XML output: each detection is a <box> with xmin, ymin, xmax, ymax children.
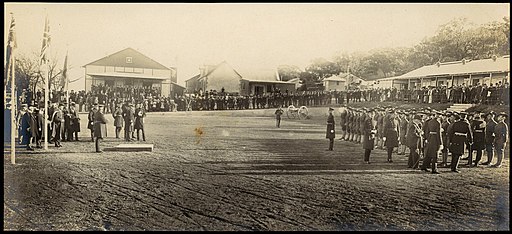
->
<box><xmin>278</xmin><ymin>17</ymin><xmax>510</xmax><ymax>90</ymax></box>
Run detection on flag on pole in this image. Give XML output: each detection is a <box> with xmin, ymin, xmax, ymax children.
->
<box><xmin>60</xmin><ymin>52</ymin><xmax>68</xmax><ymax>90</ymax></box>
<box><xmin>40</xmin><ymin>16</ymin><xmax>51</xmax><ymax>65</ymax></box>
<box><xmin>4</xmin><ymin>13</ymin><xmax>17</xmax><ymax>88</ymax></box>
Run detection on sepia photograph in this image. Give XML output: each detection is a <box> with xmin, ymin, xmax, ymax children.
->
<box><xmin>3</xmin><ymin>2</ymin><xmax>510</xmax><ymax>231</ymax></box>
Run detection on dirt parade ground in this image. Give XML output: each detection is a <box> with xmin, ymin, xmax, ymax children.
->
<box><xmin>3</xmin><ymin>107</ymin><xmax>510</xmax><ymax>231</ymax></box>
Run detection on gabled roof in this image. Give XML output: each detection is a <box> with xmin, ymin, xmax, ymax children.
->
<box><xmin>381</xmin><ymin>55</ymin><xmax>510</xmax><ymax>81</ymax></box>
<box><xmin>238</xmin><ymin>68</ymin><xmax>280</xmax><ymax>82</ymax></box>
<box><xmin>185</xmin><ymin>61</ymin><xmax>244</xmax><ymax>82</ymax></box>
<box><xmin>324</xmin><ymin>75</ymin><xmax>347</xmax><ymax>82</ymax></box>
<box><xmin>84</xmin><ymin>47</ymin><xmax>170</xmax><ymax>70</ymax></box>
<box><xmin>185</xmin><ymin>74</ymin><xmax>200</xmax><ymax>83</ymax></box>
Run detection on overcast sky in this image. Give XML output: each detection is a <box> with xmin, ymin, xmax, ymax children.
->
<box><xmin>4</xmin><ymin>3</ymin><xmax>510</xmax><ymax>90</ymax></box>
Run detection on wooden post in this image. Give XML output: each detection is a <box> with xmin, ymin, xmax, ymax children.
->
<box><xmin>489</xmin><ymin>73</ymin><xmax>493</xmax><ymax>85</ymax></box>
<box><xmin>11</xmin><ymin>50</ymin><xmax>16</xmax><ymax>164</ymax></box>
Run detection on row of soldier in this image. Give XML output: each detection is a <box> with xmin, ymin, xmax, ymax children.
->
<box><xmin>326</xmin><ymin>105</ymin><xmax>508</xmax><ymax>173</ymax></box>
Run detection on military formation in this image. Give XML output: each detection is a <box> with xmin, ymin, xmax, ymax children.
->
<box><xmin>332</xmin><ymin>105</ymin><xmax>509</xmax><ymax>173</ymax></box>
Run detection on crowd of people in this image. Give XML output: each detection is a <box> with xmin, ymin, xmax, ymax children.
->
<box><xmin>322</xmin><ymin>105</ymin><xmax>509</xmax><ymax>173</ymax></box>
<box><xmin>26</xmin><ymin>81</ymin><xmax>509</xmax><ymax>116</ymax></box>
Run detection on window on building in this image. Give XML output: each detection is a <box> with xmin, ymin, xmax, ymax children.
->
<box><xmin>134</xmin><ymin>68</ymin><xmax>143</xmax><ymax>73</ymax></box>
<box><xmin>337</xmin><ymin>81</ymin><xmax>339</xmax><ymax>85</ymax></box>
<box><xmin>115</xmin><ymin>67</ymin><xmax>124</xmax><ymax>72</ymax></box>
<box><xmin>126</xmin><ymin>57</ymin><xmax>133</xmax><ymax>64</ymax></box>
<box><xmin>125</xmin><ymin>67</ymin><xmax>134</xmax><ymax>73</ymax></box>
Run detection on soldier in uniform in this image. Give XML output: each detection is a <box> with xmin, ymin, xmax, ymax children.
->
<box><xmin>491</xmin><ymin>112</ymin><xmax>509</xmax><ymax>168</ymax></box>
<box><xmin>275</xmin><ymin>106</ymin><xmax>284</xmax><ymax>128</ymax></box>
<box><xmin>347</xmin><ymin>107</ymin><xmax>354</xmax><ymax>141</ymax></box>
<box><xmin>326</xmin><ymin>107</ymin><xmax>335</xmax><ymax>151</ymax></box>
<box><xmin>440</xmin><ymin>111</ymin><xmax>453</xmax><ymax>167</ymax></box>
<box><xmin>359</xmin><ymin>108</ymin><xmax>367</xmax><ymax>144</ymax></box>
<box><xmin>469</xmin><ymin>112</ymin><xmax>486</xmax><ymax>167</ymax></box>
<box><xmin>113</xmin><ymin>103</ymin><xmax>124</xmax><ymax>138</ymax></box>
<box><xmin>447</xmin><ymin>112</ymin><xmax>473</xmax><ymax>173</ymax></box>
<box><xmin>94</xmin><ymin>104</ymin><xmax>108</xmax><ymax>153</ymax></box>
<box><xmin>407</xmin><ymin>114</ymin><xmax>423</xmax><ymax>169</ymax></box>
<box><xmin>376</xmin><ymin>108</ymin><xmax>385</xmax><ymax>149</ymax></box>
<box><xmin>134</xmin><ymin>102</ymin><xmax>146</xmax><ymax>141</ymax></box>
<box><xmin>51</xmin><ymin>103</ymin><xmax>64</xmax><ymax>147</ymax></box>
<box><xmin>420</xmin><ymin>110</ymin><xmax>443</xmax><ymax>174</ymax></box>
<box><xmin>481</xmin><ymin>112</ymin><xmax>497</xmax><ymax>165</ymax></box>
<box><xmin>339</xmin><ymin>105</ymin><xmax>347</xmax><ymax>140</ymax></box>
<box><xmin>383</xmin><ymin>109</ymin><xmax>400</xmax><ymax>163</ymax></box>
<box><xmin>362</xmin><ymin>109</ymin><xmax>377</xmax><ymax>164</ymax></box>
<box><xmin>123</xmin><ymin>103</ymin><xmax>135</xmax><ymax>142</ymax></box>
<box><xmin>398</xmin><ymin>110</ymin><xmax>408</xmax><ymax>155</ymax></box>
<box><xmin>87</xmin><ymin>104</ymin><xmax>97</xmax><ymax>142</ymax></box>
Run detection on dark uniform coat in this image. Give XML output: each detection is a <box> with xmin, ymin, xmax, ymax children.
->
<box><xmin>485</xmin><ymin>119</ymin><xmax>497</xmax><ymax>145</ymax></box>
<box><xmin>441</xmin><ymin>120</ymin><xmax>451</xmax><ymax>150</ymax></box>
<box><xmin>399</xmin><ymin>117</ymin><xmax>409</xmax><ymax>143</ymax></box>
<box><xmin>494</xmin><ymin>121</ymin><xmax>509</xmax><ymax>148</ymax></box>
<box><xmin>87</xmin><ymin>110</ymin><xmax>95</xmax><ymax>130</ymax></box>
<box><xmin>93</xmin><ymin>111</ymin><xmax>108</xmax><ymax>139</ymax></box>
<box><xmin>406</xmin><ymin>122</ymin><xmax>423</xmax><ymax>150</ymax></box>
<box><xmin>447</xmin><ymin>119</ymin><xmax>473</xmax><ymax>155</ymax></box>
<box><xmin>123</xmin><ymin>107</ymin><xmax>135</xmax><ymax>132</ymax></box>
<box><xmin>340</xmin><ymin>110</ymin><xmax>347</xmax><ymax>131</ymax></box>
<box><xmin>362</xmin><ymin>118</ymin><xmax>376</xmax><ymax>150</ymax></box>
<box><xmin>326</xmin><ymin>113</ymin><xmax>335</xmax><ymax>139</ymax></box>
<box><xmin>134</xmin><ymin>107</ymin><xmax>146</xmax><ymax>130</ymax></box>
<box><xmin>384</xmin><ymin>115</ymin><xmax>400</xmax><ymax>148</ymax></box>
<box><xmin>470</xmin><ymin>119</ymin><xmax>486</xmax><ymax>150</ymax></box>
<box><xmin>423</xmin><ymin>118</ymin><xmax>443</xmax><ymax>152</ymax></box>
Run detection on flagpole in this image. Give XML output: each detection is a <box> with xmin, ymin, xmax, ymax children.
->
<box><xmin>11</xmin><ymin>48</ymin><xmax>16</xmax><ymax>164</ymax></box>
<box><xmin>43</xmin><ymin>65</ymin><xmax>49</xmax><ymax>150</ymax></box>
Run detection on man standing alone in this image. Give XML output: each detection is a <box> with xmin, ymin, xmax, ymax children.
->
<box><xmin>275</xmin><ymin>106</ymin><xmax>284</xmax><ymax>128</ymax></box>
<box><xmin>326</xmin><ymin>107</ymin><xmax>335</xmax><ymax>151</ymax></box>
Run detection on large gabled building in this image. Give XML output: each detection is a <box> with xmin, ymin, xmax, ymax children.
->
<box><xmin>83</xmin><ymin>47</ymin><xmax>183</xmax><ymax>97</ymax></box>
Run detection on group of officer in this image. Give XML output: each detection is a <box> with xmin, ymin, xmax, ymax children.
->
<box><xmin>17</xmin><ymin>99</ymin><xmax>147</xmax><ymax>153</ymax></box>
<box><xmin>326</xmin><ymin>105</ymin><xmax>509</xmax><ymax>173</ymax></box>
<box><xmin>87</xmin><ymin>101</ymin><xmax>147</xmax><ymax>152</ymax></box>
<box><xmin>18</xmin><ymin>102</ymin><xmax>81</xmax><ymax>150</ymax></box>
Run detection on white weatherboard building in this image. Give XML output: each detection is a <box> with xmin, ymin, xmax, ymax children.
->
<box><xmin>374</xmin><ymin>55</ymin><xmax>510</xmax><ymax>90</ymax></box>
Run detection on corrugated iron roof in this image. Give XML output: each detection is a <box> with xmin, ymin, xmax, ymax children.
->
<box><xmin>389</xmin><ymin>55</ymin><xmax>510</xmax><ymax>80</ymax></box>
<box><xmin>84</xmin><ymin>47</ymin><xmax>170</xmax><ymax>70</ymax></box>
<box><xmin>238</xmin><ymin>68</ymin><xmax>280</xmax><ymax>82</ymax></box>
<box><xmin>87</xmin><ymin>72</ymin><xmax>169</xmax><ymax>80</ymax></box>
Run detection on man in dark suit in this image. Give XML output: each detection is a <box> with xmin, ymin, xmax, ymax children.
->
<box><xmin>123</xmin><ymin>103</ymin><xmax>135</xmax><ymax>142</ymax></box>
<box><xmin>20</xmin><ymin>105</ymin><xmax>34</xmax><ymax>150</ymax></box>
<box><xmin>134</xmin><ymin>103</ymin><xmax>146</xmax><ymax>141</ymax></box>
<box><xmin>447</xmin><ymin>112</ymin><xmax>473</xmax><ymax>173</ymax></box>
<box><xmin>326</xmin><ymin>107</ymin><xmax>335</xmax><ymax>151</ymax></box>
<box><xmin>481</xmin><ymin>112</ymin><xmax>497</xmax><ymax>165</ymax></box>
<box><xmin>421</xmin><ymin>110</ymin><xmax>443</xmax><ymax>174</ymax></box>
<box><xmin>112</xmin><ymin>103</ymin><xmax>124</xmax><ymax>139</ymax></box>
<box><xmin>491</xmin><ymin>112</ymin><xmax>509</xmax><ymax>168</ymax></box>
<box><xmin>69</xmin><ymin>102</ymin><xmax>80</xmax><ymax>141</ymax></box>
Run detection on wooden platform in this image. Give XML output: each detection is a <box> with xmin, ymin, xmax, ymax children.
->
<box><xmin>105</xmin><ymin>144</ymin><xmax>154</xmax><ymax>152</ymax></box>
